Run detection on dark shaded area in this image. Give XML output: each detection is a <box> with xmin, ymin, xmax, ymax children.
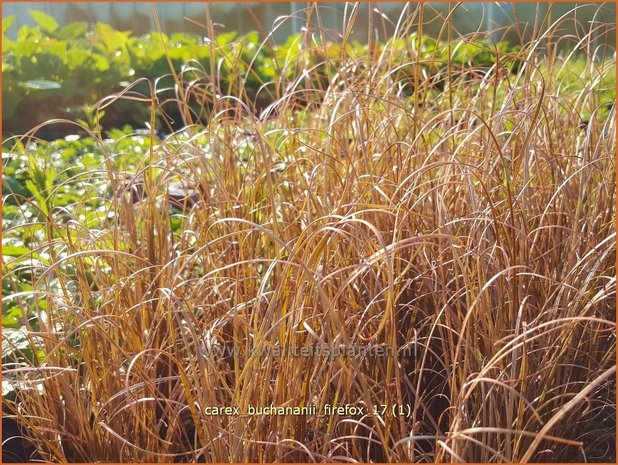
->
<box><xmin>2</xmin><ymin>417</ymin><xmax>41</xmax><ymax>463</ymax></box>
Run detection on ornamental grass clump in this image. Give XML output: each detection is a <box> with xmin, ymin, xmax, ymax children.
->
<box><xmin>2</xmin><ymin>3</ymin><xmax>615</xmax><ymax>463</ymax></box>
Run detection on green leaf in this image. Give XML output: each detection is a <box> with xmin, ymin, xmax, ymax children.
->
<box><xmin>2</xmin><ymin>245</ymin><xmax>35</xmax><ymax>258</ymax></box>
<box><xmin>170</xmin><ymin>32</ymin><xmax>198</xmax><ymax>45</ymax></box>
<box><xmin>45</xmin><ymin>39</ymin><xmax>68</xmax><ymax>62</ymax></box>
<box><xmin>92</xmin><ymin>53</ymin><xmax>110</xmax><ymax>71</ymax></box>
<box><xmin>29</xmin><ymin>9</ymin><xmax>59</xmax><ymax>34</ymax></box>
<box><xmin>25</xmin><ymin>180</ymin><xmax>48</xmax><ymax>214</ymax></box>
<box><xmin>145</xmin><ymin>41</ymin><xmax>164</xmax><ymax>61</ymax></box>
<box><xmin>17</xmin><ymin>24</ymin><xmax>39</xmax><ymax>42</ymax></box>
<box><xmin>2</xmin><ymin>174</ymin><xmax>30</xmax><ymax>198</ymax></box>
<box><xmin>57</xmin><ymin>21</ymin><xmax>88</xmax><ymax>40</ymax></box>
<box><xmin>95</xmin><ymin>22</ymin><xmax>126</xmax><ymax>53</ymax></box>
<box><xmin>2</xmin><ymin>15</ymin><xmax>16</xmax><ymax>34</ymax></box>
<box><xmin>67</xmin><ymin>48</ymin><xmax>89</xmax><ymax>68</ymax></box>
<box><xmin>2</xmin><ymin>306</ymin><xmax>23</xmax><ymax>329</ymax></box>
<box><xmin>13</xmin><ymin>38</ymin><xmax>38</xmax><ymax>56</ymax></box>
<box><xmin>216</xmin><ymin>31</ymin><xmax>238</xmax><ymax>46</ymax></box>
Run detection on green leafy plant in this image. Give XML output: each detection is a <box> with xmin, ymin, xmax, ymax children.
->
<box><xmin>1</xmin><ymin>9</ymin><xmax>536</xmax><ymax>137</ymax></box>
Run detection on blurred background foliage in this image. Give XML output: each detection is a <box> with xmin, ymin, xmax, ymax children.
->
<box><xmin>2</xmin><ymin>2</ymin><xmax>615</xmax><ymax>137</ymax></box>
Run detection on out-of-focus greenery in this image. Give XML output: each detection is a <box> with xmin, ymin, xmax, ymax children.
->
<box><xmin>2</xmin><ymin>10</ymin><xmax>529</xmax><ymax>136</ymax></box>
